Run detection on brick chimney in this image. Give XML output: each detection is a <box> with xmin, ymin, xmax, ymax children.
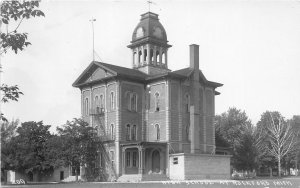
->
<box><xmin>190</xmin><ymin>44</ymin><xmax>199</xmax><ymax>70</ymax></box>
<box><xmin>189</xmin><ymin>44</ymin><xmax>200</xmax><ymax>153</ymax></box>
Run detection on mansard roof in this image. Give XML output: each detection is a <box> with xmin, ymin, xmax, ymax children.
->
<box><xmin>72</xmin><ymin>61</ymin><xmax>222</xmax><ymax>89</ymax></box>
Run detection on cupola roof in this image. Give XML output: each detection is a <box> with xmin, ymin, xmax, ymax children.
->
<box><xmin>129</xmin><ymin>12</ymin><xmax>170</xmax><ymax>48</ymax></box>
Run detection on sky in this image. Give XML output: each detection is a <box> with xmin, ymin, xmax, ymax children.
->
<box><xmin>1</xmin><ymin>0</ymin><xmax>300</xmax><ymax>132</ymax></box>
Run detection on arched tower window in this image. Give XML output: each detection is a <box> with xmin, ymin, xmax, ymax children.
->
<box><xmin>144</xmin><ymin>48</ymin><xmax>147</xmax><ymax>62</ymax></box>
<box><xmin>133</xmin><ymin>52</ymin><xmax>137</xmax><ymax>67</ymax></box>
<box><xmin>138</xmin><ymin>50</ymin><xmax>142</xmax><ymax>64</ymax></box>
<box><xmin>156</xmin><ymin>51</ymin><xmax>160</xmax><ymax>64</ymax></box>
<box><xmin>155</xmin><ymin>124</ymin><xmax>160</xmax><ymax>141</ymax></box>
<box><xmin>155</xmin><ymin>92</ymin><xmax>160</xmax><ymax>112</ymax></box>
<box><xmin>150</xmin><ymin>49</ymin><xmax>154</xmax><ymax>64</ymax></box>
<box><xmin>162</xmin><ymin>52</ymin><xmax>165</xmax><ymax>65</ymax></box>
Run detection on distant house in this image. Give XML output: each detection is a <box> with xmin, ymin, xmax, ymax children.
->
<box><xmin>73</xmin><ymin>12</ymin><xmax>231</xmax><ymax>182</ymax></box>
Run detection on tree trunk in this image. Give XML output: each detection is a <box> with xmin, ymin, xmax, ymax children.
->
<box><xmin>270</xmin><ymin>167</ymin><xmax>273</xmax><ymax>177</ymax></box>
<box><xmin>75</xmin><ymin>168</ymin><xmax>78</xmax><ymax>181</ymax></box>
<box><xmin>278</xmin><ymin>156</ymin><xmax>281</xmax><ymax>178</ymax></box>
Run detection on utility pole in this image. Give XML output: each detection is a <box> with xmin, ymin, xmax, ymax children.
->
<box><xmin>89</xmin><ymin>18</ymin><xmax>96</xmax><ymax>61</ymax></box>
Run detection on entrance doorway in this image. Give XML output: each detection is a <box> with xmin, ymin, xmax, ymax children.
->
<box><xmin>60</xmin><ymin>171</ymin><xmax>64</xmax><ymax>180</ymax></box>
<box><xmin>152</xmin><ymin>150</ymin><xmax>160</xmax><ymax>173</ymax></box>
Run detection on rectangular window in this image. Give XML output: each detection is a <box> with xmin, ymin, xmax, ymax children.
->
<box><xmin>126</xmin><ymin>152</ymin><xmax>131</xmax><ymax>167</ymax></box>
<box><xmin>173</xmin><ymin>157</ymin><xmax>178</xmax><ymax>165</ymax></box>
<box><xmin>132</xmin><ymin>152</ymin><xmax>137</xmax><ymax>167</ymax></box>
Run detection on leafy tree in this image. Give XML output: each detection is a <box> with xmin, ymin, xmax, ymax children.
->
<box><xmin>0</xmin><ymin>0</ymin><xmax>45</xmax><ymax>54</ymax></box>
<box><xmin>234</xmin><ymin>125</ymin><xmax>259</xmax><ymax>172</ymax></box>
<box><xmin>0</xmin><ymin>84</ymin><xmax>23</xmax><ymax>122</ymax></box>
<box><xmin>57</xmin><ymin>118</ymin><xmax>99</xmax><ymax>181</ymax></box>
<box><xmin>1</xmin><ymin>118</ymin><xmax>18</xmax><ymax>143</ymax></box>
<box><xmin>215</xmin><ymin>107</ymin><xmax>255</xmax><ymax>171</ymax></box>
<box><xmin>257</xmin><ymin>111</ymin><xmax>298</xmax><ymax>177</ymax></box>
<box><xmin>0</xmin><ymin>0</ymin><xmax>45</xmax><ymax>121</ymax></box>
<box><xmin>1</xmin><ymin>121</ymin><xmax>54</xmax><ymax>179</ymax></box>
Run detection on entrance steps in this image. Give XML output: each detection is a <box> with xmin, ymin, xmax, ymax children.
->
<box><xmin>142</xmin><ymin>174</ymin><xmax>169</xmax><ymax>181</ymax></box>
<box><xmin>117</xmin><ymin>174</ymin><xmax>142</xmax><ymax>182</ymax></box>
<box><xmin>117</xmin><ymin>174</ymin><xmax>168</xmax><ymax>182</ymax></box>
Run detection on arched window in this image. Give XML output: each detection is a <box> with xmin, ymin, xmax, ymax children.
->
<box><xmin>155</xmin><ymin>124</ymin><xmax>160</xmax><ymax>141</ymax></box>
<box><xmin>132</xmin><ymin>125</ymin><xmax>137</xmax><ymax>141</ymax></box>
<box><xmin>185</xmin><ymin>94</ymin><xmax>190</xmax><ymax>113</ymax></box>
<box><xmin>85</xmin><ymin>98</ymin><xmax>89</xmax><ymax>116</ymax></box>
<box><xmin>133</xmin><ymin>52</ymin><xmax>137</xmax><ymax>66</ymax></box>
<box><xmin>99</xmin><ymin>94</ymin><xmax>104</xmax><ymax>111</ymax></box>
<box><xmin>162</xmin><ymin>52</ymin><xmax>165</xmax><ymax>64</ymax></box>
<box><xmin>126</xmin><ymin>124</ymin><xmax>131</xmax><ymax>141</ymax></box>
<box><xmin>110</xmin><ymin>92</ymin><xmax>115</xmax><ymax>110</ymax></box>
<box><xmin>150</xmin><ymin>49</ymin><xmax>154</xmax><ymax>63</ymax></box>
<box><xmin>156</xmin><ymin>51</ymin><xmax>160</xmax><ymax>64</ymax></box>
<box><xmin>138</xmin><ymin>50</ymin><xmax>142</xmax><ymax>64</ymax></box>
<box><xmin>110</xmin><ymin>124</ymin><xmax>114</xmax><ymax>140</ymax></box>
<box><xmin>131</xmin><ymin>93</ymin><xmax>137</xmax><ymax>111</ymax></box>
<box><xmin>144</xmin><ymin>48</ymin><xmax>147</xmax><ymax>62</ymax></box>
<box><xmin>155</xmin><ymin>92</ymin><xmax>160</xmax><ymax>112</ymax></box>
<box><xmin>186</xmin><ymin>124</ymin><xmax>190</xmax><ymax>142</ymax></box>
<box><xmin>95</xmin><ymin>96</ymin><xmax>99</xmax><ymax>113</ymax></box>
<box><xmin>127</xmin><ymin>92</ymin><xmax>131</xmax><ymax>110</ymax></box>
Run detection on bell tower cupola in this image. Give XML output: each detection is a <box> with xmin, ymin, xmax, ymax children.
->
<box><xmin>128</xmin><ymin>12</ymin><xmax>172</xmax><ymax>75</ymax></box>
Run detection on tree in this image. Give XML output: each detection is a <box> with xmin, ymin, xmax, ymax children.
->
<box><xmin>0</xmin><ymin>0</ymin><xmax>45</xmax><ymax>121</ymax></box>
<box><xmin>1</xmin><ymin>121</ymin><xmax>54</xmax><ymax>178</ymax></box>
<box><xmin>0</xmin><ymin>0</ymin><xmax>45</xmax><ymax>54</ymax></box>
<box><xmin>57</xmin><ymin>118</ymin><xmax>99</xmax><ymax>181</ymax></box>
<box><xmin>234</xmin><ymin>125</ymin><xmax>259</xmax><ymax>172</ymax></box>
<box><xmin>215</xmin><ymin>107</ymin><xmax>255</xmax><ymax>170</ymax></box>
<box><xmin>1</xmin><ymin>119</ymin><xmax>19</xmax><ymax>181</ymax></box>
<box><xmin>1</xmin><ymin>118</ymin><xmax>18</xmax><ymax>143</ymax></box>
<box><xmin>257</xmin><ymin>112</ymin><xmax>298</xmax><ymax>177</ymax></box>
<box><xmin>0</xmin><ymin>84</ymin><xmax>23</xmax><ymax>122</ymax></box>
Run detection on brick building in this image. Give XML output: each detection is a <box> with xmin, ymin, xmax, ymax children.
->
<box><xmin>73</xmin><ymin>12</ymin><xmax>230</xmax><ymax>181</ymax></box>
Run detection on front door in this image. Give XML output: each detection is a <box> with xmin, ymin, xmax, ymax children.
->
<box><xmin>152</xmin><ymin>150</ymin><xmax>160</xmax><ymax>173</ymax></box>
<box><xmin>60</xmin><ymin>171</ymin><xmax>64</xmax><ymax>180</ymax></box>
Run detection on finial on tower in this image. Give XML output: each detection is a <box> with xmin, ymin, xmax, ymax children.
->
<box><xmin>147</xmin><ymin>0</ymin><xmax>155</xmax><ymax>12</ymax></box>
